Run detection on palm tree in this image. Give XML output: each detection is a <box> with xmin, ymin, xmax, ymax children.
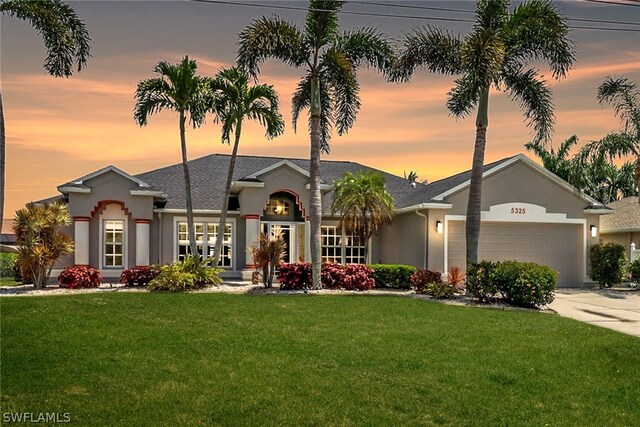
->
<box><xmin>237</xmin><ymin>0</ymin><xmax>393</xmax><ymax>288</ymax></box>
<box><xmin>576</xmin><ymin>76</ymin><xmax>639</xmax><ymax>204</ymax></box>
<box><xmin>331</xmin><ymin>170</ymin><xmax>394</xmax><ymax>260</ymax></box>
<box><xmin>209</xmin><ymin>66</ymin><xmax>284</xmax><ymax>266</ymax></box>
<box><xmin>0</xmin><ymin>0</ymin><xmax>91</xmax><ymax>234</ymax></box>
<box><xmin>134</xmin><ymin>56</ymin><xmax>213</xmax><ymax>256</ymax></box>
<box><xmin>13</xmin><ymin>200</ymin><xmax>74</xmax><ymax>289</ymax></box>
<box><xmin>525</xmin><ymin>135</ymin><xmax>578</xmax><ymax>182</ymax></box>
<box><xmin>391</xmin><ymin>0</ymin><xmax>574</xmax><ymax>267</ymax></box>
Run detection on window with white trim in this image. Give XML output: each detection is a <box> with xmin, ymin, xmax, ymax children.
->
<box><xmin>104</xmin><ymin>220</ymin><xmax>124</xmax><ymax>267</ymax></box>
<box><xmin>177</xmin><ymin>222</ymin><xmax>233</xmax><ymax>267</ymax></box>
<box><xmin>321</xmin><ymin>226</ymin><xmax>366</xmax><ymax>264</ymax></box>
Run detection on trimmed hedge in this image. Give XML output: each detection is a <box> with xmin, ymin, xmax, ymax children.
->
<box><xmin>494</xmin><ymin>261</ymin><xmax>558</xmax><ymax>308</ymax></box>
<box><xmin>590</xmin><ymin>243</ymin><xmax>626</xmax><ymax>288</ymax></box>
<box><xmin>629</xmin><ymin>258</ymin><xmax>640</xmax><ymax>283</ymax></box>
<box><xmin>368</xmin><ymin>264</ymin><xmax>416</xmax><ymax>289</ymax></box>
<box><xmin>58</xmin><ymin>266</ymin><xmax>102</xmax><ymax>289</ymax></box>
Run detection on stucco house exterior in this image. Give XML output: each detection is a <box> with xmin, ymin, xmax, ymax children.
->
<box><xmin>600</xmin><ymin>196</ymin><xmax>640</xmax><ymax>266</ymax></box>
<box><xmin>43</xmin><ymin>152</ymin><xmax>611</xmax><ymax>287</ymax></box>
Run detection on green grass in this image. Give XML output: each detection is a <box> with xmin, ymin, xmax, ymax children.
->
<box><xmin>0</xmin><ymin>276</ymin><xmax>21</xmax><ymax>287</ymax></box>
<box><xmin>1</xmin><ymin>293</ymin><xmax>639</xmax><ymax>426</ymax></box>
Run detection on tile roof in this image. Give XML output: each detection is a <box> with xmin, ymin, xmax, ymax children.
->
<box><xmin>601</xmin><ymin>197</ymin><xmax>640</xmax><ymax>232</ymax></box>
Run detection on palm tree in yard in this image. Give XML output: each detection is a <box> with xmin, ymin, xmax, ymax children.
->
<box><xmin>391</xmin><ymin>0</ymin><xmax>574</xmax><ymax>267</ymax></box>
<box><xmin>209</xmin><ymin>66</ymin><xmax>284</xmax><ymax>266</ymax></box>
<box><xmin>0</xmin><ymin>0</ymin><xmax>91</xmax><ymax>234</ymax></box>
<box><xmin>134</xmin><ymin>56</ymin><xmax>213</xmax><ymax>256</ymax></box>
<box><xmin>331</xmin><ymin>170</ymin><xmax>394</xmax><ymax>260</ymax></box>
<box><xmin>525</xmin><ymin>135</ymin><xmax>578</xmax><ymax>183</ymax></box>
<box><xmin>237</xmin><ymin>0</ymin><xmax>394</xmax><ymax>288</ymax></box>
<box><xmin>576</xmin><ymin>76</ymin><xmax>639</xmax><ymax>204</ymax></box>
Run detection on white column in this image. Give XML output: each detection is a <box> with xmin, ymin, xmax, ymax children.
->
<box><xmin>135</xmin><ymin>219</ymin><xmax>150</xmax><ymax>267</ymax></box>
<box><xmin>245</xmin><ymin>215</ymin><xmax>260</xmax><ymax>269</ymax></box>
<box><xmin>304</xmin><ymin>217</ymin><xmax>311</xmax><ymax>263</ymax></box>
<box><xmin>74</xmin><ymin>217</ymin><xmax>90</xmax><ymax>266</ymax></box>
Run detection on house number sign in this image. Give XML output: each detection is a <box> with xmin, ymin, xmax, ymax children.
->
<box><xmin>510</xmin><ymin>207</ymin><xmax>526</xmax><ymax>214</ymax></box>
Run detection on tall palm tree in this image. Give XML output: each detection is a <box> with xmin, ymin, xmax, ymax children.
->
<box><xmin>237</xmin><ymin>0</ymin><xmax>393</xmax><ymax>288</ymax></box>
<box><xmin>0</xmin><ymin>0</ymin><xmax>91</xmax><ymax>233</ymax></box>
<box><xmin>576</xmin><ymin>76</ymin><xmax>639</xmax><ymax>204</ymax></box>
<box><xmin>209</xmin><ymin>66</ymin><xmax>284</xmax><ymax>266</ymax></box>
<box><xmin>391</xmin><ymin>0</ymin><xmax>574</xmax><ymax>267</ymax></box>
<box><xmin>331</xmin><ymin>170</ymin><xmax>394</xmax><ymax>260</ymax></box>
<box><xmin>134</xmin><ymin>56</ymin><xmax>213</xmax><ymax>256</ymax></box>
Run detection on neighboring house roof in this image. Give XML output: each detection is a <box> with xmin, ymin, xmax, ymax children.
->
<box><xmin>601</xmin><ymin>197</ymin><xmax>640</xmax><ymax>232</ymax></box>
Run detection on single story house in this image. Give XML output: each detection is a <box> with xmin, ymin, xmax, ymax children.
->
<box><xmin>600</xmin><ymin>196</ymin><xmax>640</xmax><ymax>266</ymax></box>
<box><xmin>42</xmin><ymin>152</ymin><xmax>610</xmax><ymax>287</ymax></box>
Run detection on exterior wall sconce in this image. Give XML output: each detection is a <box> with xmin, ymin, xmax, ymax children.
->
<box><xmin>436</xmin><ymin>221</ymin><xmax>443</xmax><ymax>234</ymax></box>
<box><xmin>590</xmin><ymin>225</ymin><xmax>597</xmax><ymax>237</ymax></box>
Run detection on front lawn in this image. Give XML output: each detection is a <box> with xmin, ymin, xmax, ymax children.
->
<box><xmin>1</xmin><ymin>293</ymin><xmax>638</xmax><ymax>426</ymax></box>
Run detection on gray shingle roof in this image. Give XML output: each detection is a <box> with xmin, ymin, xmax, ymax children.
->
<box><xmin>601</xmin><ymin>197</ymin><xmax>640</xmax><ymax>231</ymax></box>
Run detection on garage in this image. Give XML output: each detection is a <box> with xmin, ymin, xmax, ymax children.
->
<box><xmin>447</xmin><ymin>221</ymin><xmax>584</xmax><ymax>287</ymax></box>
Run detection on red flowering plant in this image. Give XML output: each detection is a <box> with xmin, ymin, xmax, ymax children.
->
<box><xmin>58</xmin><ymin>266</ymin><xmax>102</xmax><ymax>289</ymax></box>
<box><xmin>277</xmin><ymin>263</ymin><xmax>312</xmax><ymax>290</ymax></box>
<box><xmin>120</xmin><ymin>267</ymin><xmax>160</xmax><ymax>287</ymax></box>
<box><xmin>410</xmin><ymin>269</ymin><xmax>443</xmax><ymax>293</ymax></box>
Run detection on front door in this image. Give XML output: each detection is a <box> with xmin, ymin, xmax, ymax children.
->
<box><xmin>262</xmin><ymin>223</ymin><xmax>296</xmax><ymax>263</ymax></box>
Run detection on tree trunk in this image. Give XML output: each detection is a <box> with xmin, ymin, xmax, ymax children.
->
<box><xmin>309</xmin><ymin>76</ymin><xmax>323</xmax><ymax>290</ymax></box>
<box><xmin>213</xmin><ymin>120</ymin><xmax>242</xmax><ymax>266</ymax></box>
<box><xmin>179</xmin><ymin>110</ymin><xmax>198</xmax><ymax>257</ymax></box>
<box><xmin>465</xmin><ymin>88</ymin><xmax>489</xmax><ymax>270</ymax></box>
<box><xmin>0</xmin><ymin>92</ymin><xmax>5</xmax><ymax>232</ymax></box>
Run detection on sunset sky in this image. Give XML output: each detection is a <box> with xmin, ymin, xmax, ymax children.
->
<box><xmin>1</xmin><ymin>0</ymin><xmax>639</xmax><ymax>219</ymax></box>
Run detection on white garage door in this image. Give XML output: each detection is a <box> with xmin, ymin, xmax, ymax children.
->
<box><xmin>447</xmin><ymin>221</ymin><xmax>583</xmax><ymax>287</ymax></box>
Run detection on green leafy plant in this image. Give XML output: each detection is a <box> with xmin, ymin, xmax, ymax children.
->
<box><xmin>425</xmin><ymin>282</ymin><xmax>455</xmax><ymax>299</ymax></box>
<box><xmin>627</xmin><ymin>258</ymin><xmax>640</xmax><ymax>286</ymax></box>
<box><xmin>0</xmin><ymin>253</ymin><xmax>18</xmax><ymax>278</ymax></box>
<box><xmin>148</xmin><ymin>255</ymin><xmax>222</xmax><ymax>292</ymax></box>
<box><xmin>590</xmin><ymin>243</ymin><xmax>626</xmax><ymax>288</ymax></box>
<box><xmin>466</xmin><ymin>261</ymin><xmax>498</xmax><ymax>302</ymax></box>
<box><xmin>368</xmin><ymin>264</ymin><xmax>416</xmax><ymax>289</ymax></box>
<box><xmin>13</xmin><ymin>201</ymin><xmax>74</xmax><ymax>289</ymax></box>
<box><xmin>494</xmin><ymin>261</ymin><xmax>558</xmax><ymax>308</ymax></box>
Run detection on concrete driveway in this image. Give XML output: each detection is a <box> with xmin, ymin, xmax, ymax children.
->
<box><xmin>550</xmin><ymin>290</ymin><xmax>640</xmax><ymax>337</ymax></box>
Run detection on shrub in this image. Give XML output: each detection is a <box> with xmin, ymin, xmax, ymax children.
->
<box><xmin>0</xmin><ymin>253</ymin><xmax>18</xmax><ymax>279</ymax></box>
<box><xmin>277</xmin><ymin>263</ymin><xmax>374</xmax><ymax>291</ymax></box>
<box><xmin>628</xmin><ymin>258</ymin><xmax>640</xmax><ymax>283</ymax></box>
<box><xmin>148</xmin><ymin>255</ymin><xmax>223</xmax><ymax>292</ymax></box>
<box><xmin>447</xmin><ymin>266</ymin><xmax>466</xmax><ymax>291</ymax></box>
<box><xmin>250</xmin><ymin>232</ymin><xmax>286</xmax><ymax>288</ymax></box>
<box><xmin>277</xmin><ymin>263</ymin><xmax>312</xmax><ymax>290</ymax></box>
<box><xmin>494</xmin><ymin>261</ymin><xmax>558</xmax><ymax>308</ymax></box>
<box><xmin>120</xmin><ymin>267</ymin><xmax>159</xmax><ymax>287</ymax></box>
<box><xmin>590</xmin><ymin>243</ymin><xmax>626</xmax><ymax>288</ymax></box>
<box><xmin>58</xmin><ymin>266</ymin><xmax>102</xmax><ymax>289</ymax></box>
<box><xmin>425</xmin><ymin>281</ymin><xmax>455</xmax><ymax>299</ymax></box>
<box><xmin>411</xmin><ymin>269</ymin><xmax>442</xmax><ymax>293</ymax></box>
<box><xmin>368</xmin><ymin>264</ymin><xmax>416</xmax><ymax>289</ymax></box>
<box><xmin>466</xmin><ymin>261</ymin><xmax>498</xmax><ymax>302</ymax></box>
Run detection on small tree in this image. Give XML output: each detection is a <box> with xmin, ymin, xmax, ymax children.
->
<box><xmin>590</xmin><ymin>242</ymin><xmax>626</xmax><ymax>288</ymax></box>
<box><xmin>13</xmin><ymin>201</ymin><xmax>74</xmax><ymax>289</ymax></box>
<box><xmin>331</xmin><ymin>170</ymin><xmax>394</xmax><ymax>260</ymax></box>
<box><xmin>250</xmin><ymin>232</ymin><xmax>286</xmax><ymax>288</ymax></box>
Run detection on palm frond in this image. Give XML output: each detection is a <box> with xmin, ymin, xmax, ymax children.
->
<box><xmin>1</xmin><ymin>0</ymin><xmax>91</xmax><ymax>77</ymax></box>
<box><xmin>474</xmin><ymin>0</ymin><xmax>510</xmax><ymax>32</ymax></box>
<box><xmin>305</xmin><ymin>0</ymin><xmax>344</xmax><ymax>48</ymax></box>
<box><xmin>597</xmin><ymin>76</ymin><xmax>640</xmax><ymax>138</ymax></box>
<box><xmin>292</xmin><ymin>71</ymin><xmax>332</xmax><ymax>153</ymax></box>
<box><xmin>336</xmin><ymin>27</ymin><xmax>393</xmax><ymax>71</ymax></box>
<box><xmin>577</xmin><ymin>132</ymin><xmax>638</xmax><ymax>163</ymax></box>
<box><xmin>390</xmin><ymin>26</ymin><xmax>463</xmax><ymax>82</ymax></box>
<box><xmin>503</xmin><ymin>68</ymin><xmax>555</xmax><ymax>144</ymax></box>
<box><xmin>237</xmin><ymin>16</ymin><xmax>308</xmax><ymax>78</ymax></box>
<box><xmin>321</xmin><ymin>48</ymin><xmax>360</xmax><ymax>136</ymax></box>
<box><xmin>446</xmin><ymin>74</ymin><xmax>480</xmax><ymax>118</ymax></box>
<box><xmin>502</xmin><ymin>0</ymin><xmax>574</xmax><ymax>79</ymax></box>
<box><xmin>133</xmin><ymin>78</ymin><xmax>176</xmax><ymax>126</ymax></box>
